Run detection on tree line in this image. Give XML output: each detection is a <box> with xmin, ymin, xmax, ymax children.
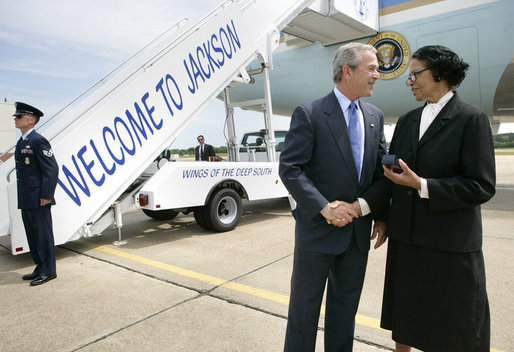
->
<box><xmin>169</xmin><ymin>146</ymin><xmax>228</xmax><ymax>156</ymax></box>
<box><xmin>493</xmin><ymin>133</ymin><xmax>514</xmax><ymax>148</ymax></box>
<box><xmin>167</xmin><ymin>134</ymin><xmax>513</xmax><ymax>156</ymax></box>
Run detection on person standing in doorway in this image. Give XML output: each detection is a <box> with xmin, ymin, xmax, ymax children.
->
<box><xmin>14</xmin><ymin>102</ymin><xmax>59</xmax><ymax>286</ymax></box>
<box><xmin>195</xmin><ymin>135</ymin><xmax>216</xmax><ymax>161</ymax></box>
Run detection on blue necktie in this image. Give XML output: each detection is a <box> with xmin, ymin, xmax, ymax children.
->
<box><xmin>348</xmin><ymin>101</ymin><xmax>363</xmax><ymax>180</ymax></box>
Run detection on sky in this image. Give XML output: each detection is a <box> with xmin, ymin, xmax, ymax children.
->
<box><xmin>0</xmin><ymin>0</ymin><xmax>292</xmax><ymax>149</ymax></box>
<box><xmin>1</xmin><ymin>0</ymin><xmax>511</xmax><ymax>150</ymax></box>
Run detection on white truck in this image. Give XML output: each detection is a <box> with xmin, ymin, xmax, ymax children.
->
<box><xmin>137</xmin><ymin>129</ymin><xmax>289</xmax><ymax>232</ymax></box>
<box><xmin>238</xmin><ymin>129</ymin><xmax>287</xmax><ymax>162</ymax></box>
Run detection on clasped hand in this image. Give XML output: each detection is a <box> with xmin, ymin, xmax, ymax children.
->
<box><xmin>321</xmin><ymin>200</ymin><xmax>388</xmax><ymax>249</ymax></box>
<box><xmin>321</xmin><ymin>200</ymin><xmax>360</xmax><ymax>228</ymax></box>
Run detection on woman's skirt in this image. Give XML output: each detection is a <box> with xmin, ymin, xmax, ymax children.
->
<box><xmin>380</xmin><ymin>239</ymin><xmax>490</xmax><ymax>352</ymax></box>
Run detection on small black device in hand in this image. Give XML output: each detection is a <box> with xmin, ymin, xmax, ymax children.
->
<box><xmin>381</xmin><ymin>154</ymin><xmax>403</xmax><ymax>174</ymax></box>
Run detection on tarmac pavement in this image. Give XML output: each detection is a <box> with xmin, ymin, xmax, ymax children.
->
<box><xmin>0</xmin><ymin>154</ymin><xmax>512</xmax><ymax>352</ymax></box>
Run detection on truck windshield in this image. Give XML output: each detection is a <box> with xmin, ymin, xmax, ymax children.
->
<box><xmin>241</xmin><ymin>131</ymin><xmax>287</xmax><ymax>151</ymax></box>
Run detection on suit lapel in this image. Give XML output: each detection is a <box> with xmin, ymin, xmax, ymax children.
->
<box><xmin>15</xmin><ymin>137</ymin><xmax>22</xmax><ymax>161</ymax></box>
<box><xmin>24</xmin><ymin>132</ymin><xmax>34</xmax><ymax>146</ymax></box>
<box><xmin>325</xmin><ymin>93</ymin><xmax>359</xmax><ymax>183</ymax></box>
<box><xmin>16</xmin><ymin>137</ymin><xmax>22</xmax><ymax>152</ymax></box>
<box><xmin>418</xmin><ymin>93</ymin><xmax>459</xmax><ymax>149</ymax></box>
<box><xmin>411</xmin><ymin>108</ymin><xmax>422</xmax><ymax>153</ymax></box>
<box><xmin>359</xmin><ymin>102</ymin><xmax>376</xmax><ymax>184</ymax></box>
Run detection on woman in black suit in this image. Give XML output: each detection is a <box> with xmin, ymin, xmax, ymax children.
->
<box><xmin>377</xmin><ymin>46</ymin><xmax>495</xmax><ymax>351</ymax></box>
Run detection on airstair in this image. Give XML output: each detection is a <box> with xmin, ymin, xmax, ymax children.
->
<box><xmin>0</xmin><ymin>0</ymin><xmax>317</xmax><ymax>254</ymax></box>
<box><xmin>0</xmin><ymin>0</ymin><xmax>379</xmax><ymax>254</ymax></box>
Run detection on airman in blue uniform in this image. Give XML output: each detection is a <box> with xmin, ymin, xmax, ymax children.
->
<box><xmin>14</xmin><ymin>102</ymin><xmax>59</xmax><ymax>286</ymax></box>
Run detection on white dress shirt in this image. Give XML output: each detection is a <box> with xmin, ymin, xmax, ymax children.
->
<box><xmin>334</xmin><ymin>88</ymin><xmax>365</xmax><ymax>175</ymax></box>
<box><xmin>22</xmin><ymin>128</ymin><xmax>34</xmax><ymax>140</ymax></box>
<box><xmin>333</xmin><ymin>88</ymin><xmax>371</xmax><ymax>216</ymax></box>
<box><xmin>418</xmin><ymin>91</ymin><xmax>454</xmax><ymax>198</ymax></box>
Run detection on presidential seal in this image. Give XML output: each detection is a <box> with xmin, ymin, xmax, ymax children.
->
<box><xmin>368</xmin><ymin>31</ymin><xmax>410</xmax><ymax>80</ymax></box>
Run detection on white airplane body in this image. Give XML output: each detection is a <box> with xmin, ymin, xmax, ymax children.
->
<box><xmin>227</xmin><ymin>0</ymin><xmax>514</xmax><ymax>131</ymax></box>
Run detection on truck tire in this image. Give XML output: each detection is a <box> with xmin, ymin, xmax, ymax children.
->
<box><xmin>142</xmin><ymin>208</ymin><xmax>179</xmax><ymax>221</ymax></box>
<box><xmin>193</xmin><ymin>206</ymin><xmax>213</xmax><ymax>231</ymax></box>
<box><xmin>200</xmin><ymin>188</ymin><xmax>242</xmax><ymax>232</ymax></box>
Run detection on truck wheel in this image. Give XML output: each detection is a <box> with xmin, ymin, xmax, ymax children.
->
<box><xmin>203</xmin><ymin>188</ymin><xmax>242</xmax><ymax>232</ymax></box>
<box><xmin>193</xmin><ymin>207</ymin><xmax>213</xmax><ymax>231</ymax></box>
<box><xmin>142</xmin><ymin>209</ymin><xmax>179</xmax><ymax>221</ymax></box>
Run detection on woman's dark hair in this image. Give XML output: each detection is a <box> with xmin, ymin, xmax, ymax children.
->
<box><xmin>412</xmin><ymin>45</ymin><xmax>470</xmax><ymax>87</ymax></box>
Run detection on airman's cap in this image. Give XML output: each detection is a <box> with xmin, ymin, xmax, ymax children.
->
<box><xmin>13</xmin><ymin>102</ymin><xmax>44</xmax><ymax>118</ymax></box>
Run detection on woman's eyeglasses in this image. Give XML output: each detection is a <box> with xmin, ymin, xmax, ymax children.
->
<box><xmin>406</xmin><ymin>67</ymin><xmax>431</xmax><ymax>85</ymax></box>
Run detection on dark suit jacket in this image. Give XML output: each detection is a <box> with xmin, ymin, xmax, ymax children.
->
<box><xmin>365</xmin><ymin>93</ymin><xmax>495</xmax><ymax>252</ymax></box>
<box><xmin>15</xmin><ymin>131</ymin><xmax>59</xmax><ymax>209</ymax></box>
<box><xmin>195</xmin><ymin>143</ymin><xmax>216</xmax><ymax>161</ymax></box>
<box><xmin>279</xmin><ymin>91</ymin><xmax>387</xmax><ymax>254</ymax></box>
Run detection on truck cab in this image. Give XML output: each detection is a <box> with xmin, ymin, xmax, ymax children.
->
<box><xmin>238</xmin><ymin>129</ymin><xmax>287</xmax><ymax>162</ymax></box>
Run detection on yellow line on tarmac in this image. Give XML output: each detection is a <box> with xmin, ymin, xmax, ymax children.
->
<box><xmin>78</xmin><ymin>241</ymin><xmax>383</xmax><ymax>331</ymax></box>
<box><xmin>77</xmin><ymin>240</ymin><xmax>385</xmax><ymax>331</ymax></box>
<box><xmin>78</xmin><ymin>241</ymin><xmax>226</xmax><ymax>286</ymax></box>
<box><xmin>78</xmin><ymin>240</ymin><xmax>503</xmax><ymax>352</ymax></box>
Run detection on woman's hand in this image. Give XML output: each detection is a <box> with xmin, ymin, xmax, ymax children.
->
<box><xmin>371</xmin><ymin>221</ymin><xmax>387</xmax><ymax>249</ymax></box>
<box><xmin>383</xmin><ymin>159</ymin><xmax>421</xmax><ymax>190</ymax></box>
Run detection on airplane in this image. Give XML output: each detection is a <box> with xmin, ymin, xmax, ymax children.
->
<box><xmin>225</xmin><ymin>0</ymin><xmax>514</xmax><ymax>134</ymax></box>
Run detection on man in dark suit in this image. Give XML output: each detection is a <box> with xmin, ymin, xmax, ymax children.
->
<box><xmin>195</xmin><ymin>135</ymin><xmax>216</xmax><ymax>161</ymax></box>
<box><xmin>14</xmin><ymin>102</ymin><xmax>59</xmax><ymax>286</ymax></box>
<box><xmin>279</xmin><ymin>43</ymin><xmax>387</xmax><ymax>351</ymax></box>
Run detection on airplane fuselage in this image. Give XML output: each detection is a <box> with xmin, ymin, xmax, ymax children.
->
<box><xmin>228</xmin><ymin>0</ymin><xmax>514</xmax><ymax>129</ymax></box>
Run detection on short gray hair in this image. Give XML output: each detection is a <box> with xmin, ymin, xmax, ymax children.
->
<box><xmin>332</xmin><ymin>43</ymin><xmax>377</xmax><ymax>83</ymax></box>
